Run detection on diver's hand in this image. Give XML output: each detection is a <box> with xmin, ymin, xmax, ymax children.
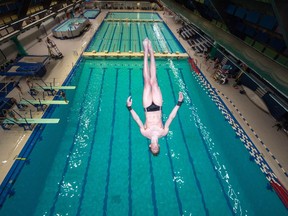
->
<box><xmin>126</xmin><ymin>96</ymin><xmax>132</xmax><ymax>107</ymax></box>
<box><xmin>178</xmin><ymin>92</ymin><xmax>184</xmax><ymax>102</ymax></box>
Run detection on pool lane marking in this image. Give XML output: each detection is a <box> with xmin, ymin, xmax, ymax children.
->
<box><xmin>175</xmin><ymin>68</ymin><xmax>233</xmax><ymax>214</ymax></box>
<box><xmin>76</xmin><ymin>69</ymin><xmax>106</xmax><ymax>216</ymax></box>
<box><xmin>128</xmin><ymin>68</ymin><xmax>133</xmax><ymax>216</ymax></box>
<box><xmin>147</xmin><ymin>24</ymin><xmax>162</xmax><ymax>52</ymax></box>
<box><xmin>163</xmin><ymin>136</ymin><xmax>183</xmax><ymax>215</ymax></box>
<box><xmin>102</xmin><ymin>68</ymin><xmax>119</xmax><ymax>216</ymax></box>
<box><xmin>119</xmin><ymin>22</ymin><xmax>124</xmax><ymax>51</ymax></box>
<box><xmin>158</xmin><ymin>24</ymin><xmax>172</xmax><ymax>53</ymax></box>
<box><xmin>97</xmin><ymin>23</ymin><xmax>110</xmax><ymax>52</ymax></box>
<box><xmin>144</xmin><ymin>62</ymin><xmax>158</xmax><ymax>215</ymax></box>
<box><xmin>107</xmin><ymin>24</ymin><xmax>117</xmax><ymax>52</ymax></box>
<box><xmin>192</xmin><ymin>68</ymin><xmax>287</xmax><ymax>179</ymax></box>
<box><xmin>134</xmin><ymin>66</ymin><xmax>158</xmax><ymax>215</ymax></box>
<box><xmin>166</xmin><ymin>69</ymin><xmax>193</xmax><ymax>215</ymax></box>
<box><xmin>49</xmin><ymin>68</ymin><xmax>94</xmax><ymax>216</ymax></box>
<box><xmin>129</xmin><ymin>24</ymin><xmax>132</xmax><ymax>51</ymax></box>
<box><xmin>147</xmin><ymin>139</ymin><xmax>159</xmax><ymax>216</ymax></box>
<box><xmin>144</xmin><ymin>23</ymin><xmax>159</xmax><ymax>52</ymax></box>
<box><xmin>143</xmin><ymin>23</ymin><xmax>149</xmax><ymax>39</ymax></box>
<box><xmin>136</xmin><ymin>24</ymin><xmax>142</xmax><ymax>52</ymax></box>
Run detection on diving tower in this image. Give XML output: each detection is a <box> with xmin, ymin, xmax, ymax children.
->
<box><xmin>3</xmin><ymin>118</ymin><xmax>60</xmax><ymax>124</ymax></box>
<box><xmin>19</xmin><ymin>100</ymin><xmax>69</xmax><ymax>105</ymax></box>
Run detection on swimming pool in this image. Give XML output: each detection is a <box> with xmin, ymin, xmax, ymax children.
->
<box><xmin>52</xmin><ymin>18</ymin><xmax>90</xmax><ymax>39</ymax></box>
<box><xmin>86</xmin><ymin>13</ymin><xmax>183</xmax><ymax>53</ymax></box>
<box><xmin>0</xmin><ymin>12</ymin><xmax>287</xmax><ymax>215</ymax></box>
<box><xmin>83</xmin><ymin>9</ymin><xmax>100</xmax><ymax>19</ymax></box>
<box><xmin>106</xmin><ymin>12</ymin><xmax>161</xmax><ymax>20</ymax></box>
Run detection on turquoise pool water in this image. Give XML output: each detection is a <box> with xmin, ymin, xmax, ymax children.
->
<box><xmin>54</xmin><ymin>18</ymin><xmax>87</xmax><ymax>31</ymax></box>
<box><xmin>86</xmin><ymin>20</ymin><xmax>184</xmax><ymax>53</ymax></box>
<box><xmin>83</xmin><ymin>10</ymin><xmax>100</xmax><ymax>19</ymax></box>
<box><xmin>0</xmin><ymin>12</ymin><xmax>287</xmax><ymax>215</ymax></box>
<box><xmin>106</xmin><ymin>12</ymin><xmax>161</xmax><ymax>20</ymax></box>
<box><xmin>0</xmin><ymin>58</ymin><xmax>286</xmax><ymax>215</ymax></box>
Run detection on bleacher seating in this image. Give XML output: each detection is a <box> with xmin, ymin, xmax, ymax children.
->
<box><xmin>245</xmin><ymin>11</ymin><xmax>260</xmax><ymax>24</ymax></box>
<box><xmin>178</xmin><ymin>24</ymin><xmax>201</xmax><ymax>40</ymax></box>
<box><xmin>258</xmin><ymin>15</ymin><xmax>277</xmax><ymax>30</ymax></box>
<box><xmin>178</xmin><ymin>24</ymin><xmax>213</xmax><ymax>54</ymax></box>
<box><xmin>255</xmin><ymin>32</ymin><xmax>269</xmax><ymax>44</ymax></box>
<box><xmin>269</xmin><ymin>38</ymin><xmax>286</xmax><ymax>52</ymax></box>
<box><xmin>216</xmin><ymin>1</ymin><xmax>287</xmax><ymax>69</ymax></box>
<box><xmin>235</xmin><ymin>22</ymin><xmax>245</xmax><ymax>32</ymax></box>
<box><xmin>225</xmin><ymin>4</ymin><xmax>236</xmax><ymax>15</ymax></box>
<box><xmin>234</xmin><ymin>7</ymin><xmax>246</xmax><ymax>19</ymax></box>
<box><xmin>244</xmin><ymin>26</ymin><xmax>257</xmax><ymax>37</ymax></box>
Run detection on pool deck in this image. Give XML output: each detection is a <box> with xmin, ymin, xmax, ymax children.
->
<box><xmin>0</xmin><ymin>9</ymin><xmax>288</xmax><ymax>193</ymax></box>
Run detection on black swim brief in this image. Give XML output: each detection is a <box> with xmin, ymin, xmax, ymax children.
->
<box><xmin>144</xmin><ymin>102</ymin><xmax>162</xmax><ymax>112</ymax></box>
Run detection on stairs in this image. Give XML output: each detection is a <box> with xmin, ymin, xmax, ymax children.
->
<box><xmin>255</xmin><ymin>87</ymin><xmax>267</xmax><ymax>98</ymax></box>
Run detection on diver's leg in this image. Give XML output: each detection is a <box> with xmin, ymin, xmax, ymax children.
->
<box><xmin>143</xmin><ymin>38</ymin><xmax>152</xmax><ymax>108</ymax></box>
<box><xmin>148</xmin><ymin>40</ymin><xmax>162</xmax><ymax>106</ymax></box>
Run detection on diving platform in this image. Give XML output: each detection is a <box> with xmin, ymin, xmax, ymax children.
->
<box><xmin>82</xmin><ymin>51</ymin><xmax>189</xmax><ymax>58</ymax></box>
<box><xmin>33</xmin><ymin>86</ymin><xmax>76</xmax><ymax>90</ymax></box>
<box><xmin>104</xmin><ymin>18</ymin><xmax>162</xmax><ymax>22</ymax></box>
<box><xmin>3</xmin><ymin>118</ymin><xmax>60</xmax><ymax>124</ymax></box>
<box><xmin>19</xmin><ymin>100</ymin><xmax>68</xmax><ymax>105</ymax></box>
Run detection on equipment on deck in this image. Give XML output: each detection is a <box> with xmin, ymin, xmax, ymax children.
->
<box><xmin>46</xmin><ymin>37</ymin><xmax>63</xmax><ymax>59</ymax></box>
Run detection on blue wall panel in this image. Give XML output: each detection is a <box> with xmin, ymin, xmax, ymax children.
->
<box><xmin>259</xmin><ymin>15</ymin><xmax>277</xmax><ymax>30</ymax></box>
<box><xmin>269</xmin><ymin>38</ymin><xmax>286</xmax><ymax>52</ymax></box>
<box><xmin>245</xmin><ymin>11</ymin><xmax>260</xmax><ymax>24</ymax></box>
<box><xmin>225</xmin><ymin>4</ymin><xmax>236</xmax><ymax>15</ymax></box>
<box><xmin>245</xmin><ymin>26</ymin><xmax>256</xmax><ymax>37</ymax></box>
<box><xmin>255</xmin><ymin>32</ymin><xmax>269</xmax><ymax>44</ymax></box>
<box><xmin>234</xmin><ymin>7</ymin><xmax>246</xmax><ymax>19</ymax></box>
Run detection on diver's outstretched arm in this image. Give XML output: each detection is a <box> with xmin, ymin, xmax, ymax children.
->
<box><xmin>127</xmin><ymin>96</ymin><xmax>145</xmax><ymax>129</ymax></box>
<box><xmin>164</xmin><ymin>92</ymin><xmax>183</xmax><ymax>129</ymax></box>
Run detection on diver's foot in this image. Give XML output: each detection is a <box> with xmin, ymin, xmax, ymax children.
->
<box><xmin>143</xmin><ymin>38</ymin><xmax>149</xmax><ymax>52</ymax></box>
<box><xmin>148</xmin><ymin>40</ymin><xmax>154</xmax><ymax>54</ymax></box>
